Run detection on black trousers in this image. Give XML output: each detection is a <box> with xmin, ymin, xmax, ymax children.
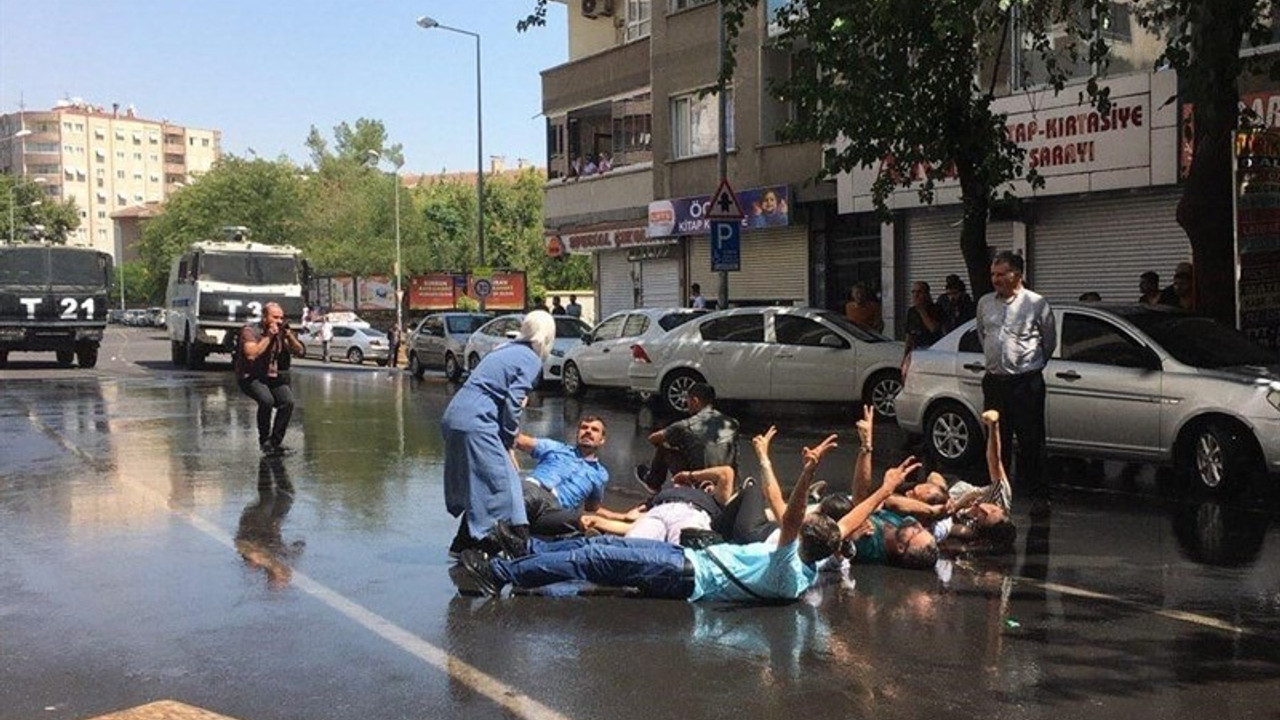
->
<box><xmin>239</xmin><ymin>377</ymin><xmax>295</xmax><ymax>447</ymax></box>
<box><xmin>522</xmin><ymin>480</ymin><xmax>584</xmax><ymax>537</ymax></box>
<box><xmin>982</xmin><ymin>370</ymin><xmax>1048</xmax><ymax>499</ymax></box>
<box><xmin>712</xmin><ymin>478</ymin><xmax>776</xmax><ymax>544</ymax></box>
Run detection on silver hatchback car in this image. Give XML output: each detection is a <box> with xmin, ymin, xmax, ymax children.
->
<box><xmin>896</xmin><ymin>303</ymin><xmax>1280</xmax><ymax>491</ymax></box>
<box><xmin>406</xmin><ymin>312</ymin><xmax>489</xmax><ymax>381</ymax></box>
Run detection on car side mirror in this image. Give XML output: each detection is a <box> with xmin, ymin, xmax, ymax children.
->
<box><xmin>820</xmin><ymin>334</ymin><xmax>844</xmax><ymax>349</ymax></box>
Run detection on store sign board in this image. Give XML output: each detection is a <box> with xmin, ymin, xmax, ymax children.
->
<box><xmin>1234</xmin><ymin>129</ymin><xmax>1280</xmax><ymax>350</ymax></box>
<box><xmin>648</xmin><ymin>185</ymin><xmax>790</xmax><ymax>238</ymax></box>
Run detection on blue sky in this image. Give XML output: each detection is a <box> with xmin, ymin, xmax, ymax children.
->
<box><xmin>0</xmin><ymin>1</ymin><xmax>567</xmax><ymax>174</ymax></box>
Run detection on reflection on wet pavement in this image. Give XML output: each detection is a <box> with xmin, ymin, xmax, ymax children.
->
<box><xmin>4</xmin><ymin>352</ymin><xmax>1280</xmax><ymax>720</ymax></box>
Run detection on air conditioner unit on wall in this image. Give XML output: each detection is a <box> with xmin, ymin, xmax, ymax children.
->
<box><xmin>581</xmin><ymin>0</ymin><xmax>614</xmax><ymax>19</ymax></box>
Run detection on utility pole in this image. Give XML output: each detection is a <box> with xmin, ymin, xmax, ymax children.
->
<box><xmin>716</xmin><ymin>0</ymin><xmax>730</xmax><ymax>311</ymax></box>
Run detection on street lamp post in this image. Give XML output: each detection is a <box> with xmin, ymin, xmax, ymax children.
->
<box><xmin>417</xmin><ymin>15</ymin><xmax>484</xmax><ymax>272</ymax></box>
<box><xmin>368</xmin><ymin>150</ymin><xmax>405</xmax><ymax>339</ymax></box>
<box><xmin>3</xmin><ymin>128</ymin><xmax>34</xmax><ymax>243</ymax></box>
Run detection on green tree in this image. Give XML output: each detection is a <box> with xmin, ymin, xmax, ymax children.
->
<box><xmin>1</xmin><ymin>175</ymin><xmax>80</xmax><ymax>243</ymax></box>
<box><xmin>1130</xmin><ymin>0</ymin><xmax>1277</xmax><ymax>325</ymax></box>
<box><xmin>108</xmin><ymin>260</ymin><xmax>155</xmax><ymax>307</ymax></box>
<box><xmin>136</xmin><ymin>155</ymin><xmax>307</xmax><ymax>295</ymax></box>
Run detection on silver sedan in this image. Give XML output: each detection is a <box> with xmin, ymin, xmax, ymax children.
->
<box><xmin>896</xmin><ymin>303</ymin><xmax>1280</xmax><ymax>491</ymax></box>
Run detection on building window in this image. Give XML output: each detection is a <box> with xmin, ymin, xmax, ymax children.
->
<box><xmin>149</xmin><ymin>174</ymin><xmax>160</xmax><ymax>183</ymax></box>
<box><xmin>117</xmin><ymin>170</ymin><xmax>125</xmax><ymax>179</ymax></box>
<box><xmin>95</xmin><ymin>150</ymin><xmax>106</xmax><ymax>161</ymax></box>
<box><xmin>116</xmin><ymin>131</ymin><xmax>125</xmax><ymax>141</ymax></box>
<box><xmin>116</xmin><ymin>151</ymin><xmax>125</xmax><ymax>159</ymax></box>
<box><xmin>133</xmin><ymin>152</ymin><xmax>142</xmax><ymax>160</ymax></box>
<box><xmin>63</xmin><ymin>122</ymin><xmax>73</xmax><ymax>131</ymax></box>
<box><xmin>133</xmin><ymin>172</ymin><xmax>142</xmax><ymax>180</ymax></box>
<box><xmin>94</xmin><ymin>127</ymin><xmax>105</xmax><ymax>140</ymax></box>
<box><xmin>671</xmin><ymin>88</ymin><xmax>733</xmax><ymax>159</ymax></box>
<box><xmin>189</xmin><ymin>137</ymin><xmax>196</xmax><ymax>146</ymax></box>
<box><xmin>670</xmin><ymin>0</ymin><xmax>712</xmax><ymax>10</ymax></box>
<box><xmin>201</xmin><ymin>138</ymin><xmax>210</xmax><ymax>147</ymax></box>
<box><xmin>626</xmin><ymin>0</ymin><xmax>651</xmax><ymax>40</ymax></box>
<box><xmin>97</xmin><ymin>211</ymin><xmax>106</xmax><ymax>219</ymax></box>
<box><xmin>74</xmin><ymin>123</ymin><xmax>84</xmax><ymax>132</ymax></box>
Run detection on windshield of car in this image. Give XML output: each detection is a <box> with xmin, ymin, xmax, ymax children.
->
<box><xmin>50</xmin><ymin>248</ymin><xmax>110</xmax><ymax>286</ymax></box>
<box><xmin>554</xmin><ymin>316</ymin><xmax>590</xmax><ymax>338</ymax></box>
<box><xmin>0</xmin><ymin>247</ymin><xmax>48</xmax><ymax>285</ymax></box>
<box><xmin>658</xmin><ymin>311</ymin><xmax>705</xmax><ymax>331</ymax></box>
<box><xmin>200</xmin><ymin>252</ymin><xmax>299</xmax><ymax>286</ymax></box>
<box><xmin>813</xmin><ymin>310</ymin><xmax>891</xmax><ymax>342</ymax></box>
<box><xmin>0</xmin><ymin>247</ymin><xmax>108</xmax><ymax>286</ymax></box>
<box><xmin>1128</xmin><ymin>313</ymin><xmax>1276</xmax><ymax>368</ymax></box>
<box><xmin>447</xmin><ymin>315</ymin><xmax>488</xmax><ymax>334</ymax></box>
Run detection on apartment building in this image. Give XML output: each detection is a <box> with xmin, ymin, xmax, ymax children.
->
<box><xmin>541</xmin><ymin>0</ymin><xmax>828</xmax><ymax>318</ymax></box>
<box><xmin>0</xmin><ymin>99</ymin><xmax>221</xmax><ymax>257</ymax></box>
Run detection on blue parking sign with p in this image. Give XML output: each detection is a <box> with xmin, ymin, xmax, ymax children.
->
<box><xmin>710</xmin><ymin>220</ymin><xmax>741</xmax><ymax>272</ymax></box>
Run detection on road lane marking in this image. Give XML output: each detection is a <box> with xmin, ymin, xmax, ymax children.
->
<box><xmin>1016</xmin><ymin>578</ymin><xmax>1255</xmax><ymax>636</ymax></box>
<box><xmin>20</xmin><ymin>402</ymin><xmax>574</xmax><ymax>720</ymax></box>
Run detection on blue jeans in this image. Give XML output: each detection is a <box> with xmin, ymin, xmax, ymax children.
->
<box><xmin>491</xmin><ymin>536</ymin><xmax>693</xmax><ymax>599</ymax></box>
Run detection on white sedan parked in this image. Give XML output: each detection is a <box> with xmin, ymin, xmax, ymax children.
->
<box><xmin>561</xmin><ymin>308</ymin><xmax>707</xmax><ymax>399</ymax></box>
<box><xmin>628</xmin><ymin>306</ymin><xmax>905</xmax><ymax>415</ymax></box>
<box><xmin>463</xmin><ymin>313</ymin><xmax>592</xmax><ymax>383</ymax></box>
<box><xmin>895</xmin><ymin>303</ymin><xmax>1280</xmax><ymax>491</ymax></box>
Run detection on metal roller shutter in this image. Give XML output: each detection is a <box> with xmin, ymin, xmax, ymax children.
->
<box><xmin>688</xmin><ymin>226</ymin><xmax>809</xmax><ymax>305</ymax></box>
<box><xmin>639</xmin><ymin>256</ymin><xmax>681</xmax><ymax>308</ymax></box>
<box><xmin>1029</xmin><ymin>189</ymin><xmax>1188</xmax><ymax>304</ymax></box>
<box><xmin>597</xmin><ymin>250</ymin><xmax>636</xmax><ymax>318</ymax></box>
<box><xmin>905</xmin><ymin>209</ymin><xmax>1014</xmax><ymax>296</ymax></box>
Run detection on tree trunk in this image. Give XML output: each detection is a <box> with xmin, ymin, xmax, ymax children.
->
<box><xmin>956</xmin><ymin>153</ymin><xmax>993</xmax><ymax>298</ymax></box>
<box><xmin>1177</xmin><ymin>0</ymin><xmax>1247</xmax><ymax>328</ymax></box>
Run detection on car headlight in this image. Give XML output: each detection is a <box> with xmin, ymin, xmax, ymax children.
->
<box><xmin>551</xmin><ymin>348</ymin><xmax>565</xmax><ymax>358</ymax></box>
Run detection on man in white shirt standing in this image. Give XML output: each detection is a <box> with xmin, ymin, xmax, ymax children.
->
<box><xmin>974</xmin><ymin>251</ymin><xmax>1056</xmax><ymax>514</ymax></box>
<box><xmin>319</xmin><ymin>316</ymin><xmax>334</xmax><ymax>363</ymax></box>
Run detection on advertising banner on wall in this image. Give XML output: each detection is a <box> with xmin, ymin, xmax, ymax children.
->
<box><xmin>358</xmin><ymin>275</ymin><xmax>397</xmax><ymax>310</ymax></box>
<box><xmin>409</xmin><ymin>273</ymin><xmax>459</xmax><ymax>310</ymax></box>
<box><xmin>1234</xmin><ymin>129</ymin><xmax>1280</xmax><ymax>350</ymax></box>
<box><xmin>407</xmin><ymin>271</ymin><xmax>527</xmax><ymax>310</ymax></box>
<box><xmin>647</xmin><ymin>185</ymin><xmax>790</xmax><ymax>238</ymax></box>
<box><xmin>330</xmin><ymin>276</ymin><xmax>356</xmax><ymax>311</ymax></box>
<box><xmin>468</xmin><ymin>272</ymin><xmax>526</xmax><ymax>310</ymax></box>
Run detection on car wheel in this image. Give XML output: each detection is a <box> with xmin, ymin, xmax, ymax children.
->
<box><xmin>863</xmin><ymin>370</ymin><xmax>903</xmax><ymax>420</ymax></box>
<box><xmin>56</xmin><ymin>350</ymin><xmax>75</xmax><ymax>367</ymax></box>
<box><xmin>444</xmin><ymin>352</ymin><xmax>463</xmax><ymax>382</ymax></box>
<box><xmin>924</xmin><ymin>402</ymin><xmax>983</xmax><ymax>469</ymax></box>
<box><xmin>468</xmin><ymin>353</ymin><xmax>481</xmax><ymax>372</ymax></box>
<box><xmin>660</xmin><ymin>370</ymin><xmax>704</xmax><ymax>415</ymax></box>
<box><xmin>348</xmin><ymin>347</ymin><xmax>364</xmax><ymax>365</ymax></box>
<box><xmin>409</xmin><ymin>352</ymin><xmax>425</xmax><ymax>379</ymax></box>
<box><xmin>562</xmin><ymin>362</ymin><xmax>586</xmax><ymax>398</ymax></box>
<box><xmin>76</xmin><ymin>343</ymin><xmax>99</xmax><ymax>369</ymax></box>
<box><xmin>1182</xmin><ymin>420</ymin><xmax>1253</xmax><ymax>493</ymax></box>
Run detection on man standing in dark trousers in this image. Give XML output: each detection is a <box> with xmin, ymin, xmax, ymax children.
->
<box><xmin>975</xmin><ymin>252</ymin><xmax>1056</xmax><ymax>513</ymax></box>
<box><xmin>236</xmin><ymin>302</ymin><xmax>305</xmax><ymax>456</ymax></box>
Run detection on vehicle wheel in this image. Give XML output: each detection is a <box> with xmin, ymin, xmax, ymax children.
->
<box><xmin>56</xmin><ymin>350</ymin><xmax>75</xmax><ymax>367</ymax></box>
<box><xmin>467</xmin><ymin>353</ymin><xmax>481</xmax><ymax>372</ymax></box>
<box><xmin>924</xmin><ymin>402</ymin><xmax>983</xmax><ymax>470</ymax></box>
<box><xmin>1180</xmin><ymin>420</ymin><xmax>1253</xmax><ymax>493</ymax></box>
<box><xmin>863</xmin><ymin>370</ymin><xmax>903</xmax><ymax>420</ymax></box>
<box><xmin>348</xmin><ymin>347</ymin><xmax>364</xmax><ymax>365</ymax></box>
<box><xmin>185</xmin><ymin>332</ymin><xmax>205</xmax><ymax>370</ymax></box>
<box><xmin>409</xmin><ymin>352</ymin><xmax>425</xmax><ymax>380</ymax></box>
<box><xmin>171</xmin><ymin>340</ymin><xmax>185</xmax><ymax>366</ymax></box>
<box><xmin>76</xmin><ymin>343</ymin><xmax>98</xmax><ymax>369</ymax></box>
<box><xmin>444</xmin><ymin>352</ymin><xmax>463</xmax><ymax>382</ymax></box>
<box><xmin>659</xmin><ymin>370</ymin><xmax>704</xmax><ymax>415</ymax></box>
<box><xmin>562</xmin><ymin>362</ymin><xmax>586</xmax><ymax>398</ymax></box>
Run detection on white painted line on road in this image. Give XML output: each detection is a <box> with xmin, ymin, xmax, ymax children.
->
<box><xmin>1016</xmin><ymin>578</ymin><xmax>1255</xmax><ymax>636</ymax></box>
<box><xmin>21</xmin><ymin>403</ymin><xmax>574</xmax><ymax>720</ymax></box>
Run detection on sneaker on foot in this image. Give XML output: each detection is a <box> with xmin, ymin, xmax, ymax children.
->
<box><xmin>458</xmin><ymin>549</ymin><xmax>504</xmax><ymax>597</ymax></box>
<box><xmin>634</xmin><ymin>464</ymin><xmax>663</xmax><ymax>495</ymax></box>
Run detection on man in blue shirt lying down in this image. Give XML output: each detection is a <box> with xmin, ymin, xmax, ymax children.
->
<box><xmin>457</xmin><ymin>436</ymin><xmax>921</xmax><ymax>603</ymax></box>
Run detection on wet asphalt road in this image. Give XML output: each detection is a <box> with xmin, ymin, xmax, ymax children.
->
<box><xmin>3</xmin><ymin>327</ymin><xmax>1280</xmax><ymax>720</ymax></box>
